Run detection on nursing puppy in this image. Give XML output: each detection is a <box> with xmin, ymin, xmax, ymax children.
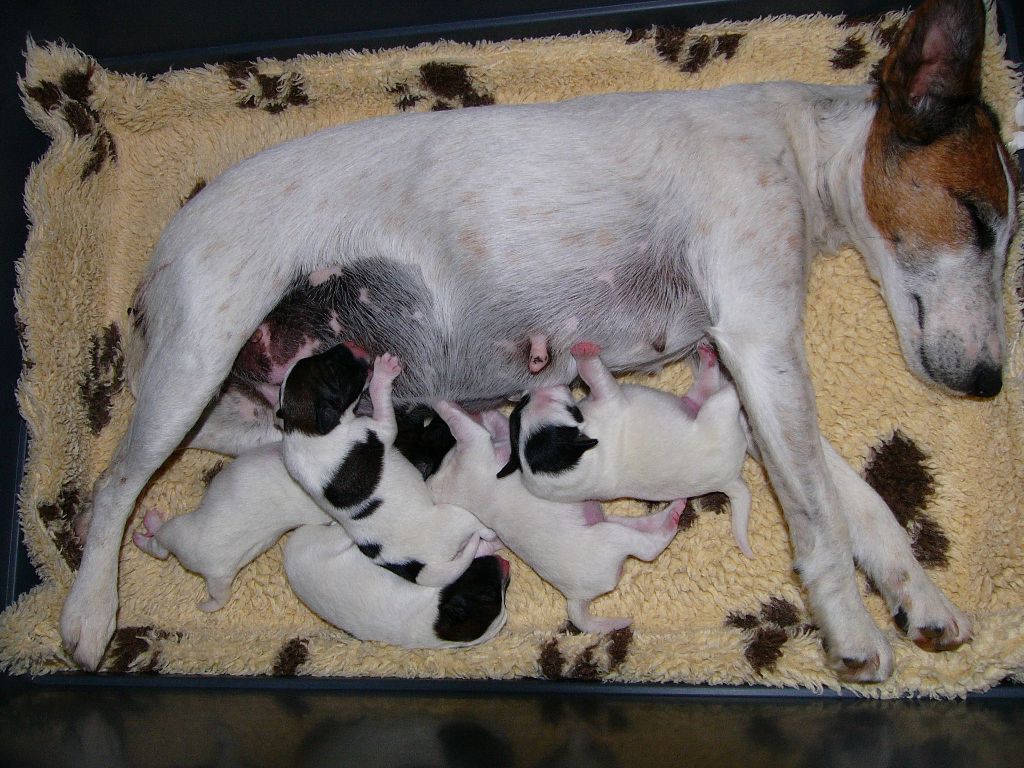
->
<box><xmin>500</xmin><ymin>341</ymin><xmax>753</xmax><ymax>557</ymax></box>
<box><xmin>429</xmin><ymin>402</ymin><xmax>682</xmax><ymax>633</ymax></box>
<box><xmin>279</xmin><ymin>345</ymin><xmax>494</xmax><ymax>587</ymax></box>
<box><xmin>285</xmin><ymin>522</ymin><xmax>509</xmax><ymax>649</ymax></box>
<box><xmin>132</xmin><ymin>445</ymin><xmax>509</xmax><ymax>648</ymax></box>
<box><xmin>132</xmin><ymin>442</ymin><xmax>327</xmax><ymax>611</ymax></box>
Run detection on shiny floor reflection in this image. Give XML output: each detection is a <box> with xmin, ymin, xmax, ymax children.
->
<box><xmin>2</xmin><ymin>679</ymin><xmax>1023</xmax><ymax>767</ymax></box>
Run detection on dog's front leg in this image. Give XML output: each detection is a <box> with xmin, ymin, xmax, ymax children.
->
<box><xmin>822</xmin><ymin>439</ymin><xmax>972</xmax><ymax>652</ymax></box>
<box><xmin>712</xmin><ymin>324</ymin><xmax>893</xmax><ymax>682</ymax></box>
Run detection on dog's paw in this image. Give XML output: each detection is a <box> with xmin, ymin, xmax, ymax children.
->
<box><xmin>823</xmin><ymin>626</ymin><xmax>894</xmax><ymax>683</ymax></box>
<box><xmin>60</xmin><ymin>580</ymin><xmax>117</xmax><ymax>671</ymax></box>
<box><xmin>890</xmin><ymin>577</ymin><xmax>973</xmax><ymax>652</ymax></box>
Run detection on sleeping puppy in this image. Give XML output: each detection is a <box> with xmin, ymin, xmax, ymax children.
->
<box><xmin>285</xmin><ymin>522</ymin><xmax>510</xmax><ymax>649</ymax></box>
<box><xmin>279</xmin><ymin>345</ymin><xmax>494</xmax><ymax>587</ymax></box>
<box><xmin>132</xmin><ymin>441</ymin><xmax>327</xmax><ymax>612</ymax></box>
<box><xmin>499</xmin><ymin>341</ymin><xmax>753</xmax><ymax>557</ymax></box>
<box><xmin>429</xmin><ymin>401</ymin><xmax>681</xmax><ymax>634</ymax></box>
<box><xmin>133</xmin><ymin>445</ymin><xmax>509</xmax><ymax>648</ymax></box>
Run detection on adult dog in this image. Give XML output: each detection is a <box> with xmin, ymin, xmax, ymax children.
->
<box><xmin>62</xmin><ymin>0</ymin><xmax>1019</xmax><ymax>680</ymax></box>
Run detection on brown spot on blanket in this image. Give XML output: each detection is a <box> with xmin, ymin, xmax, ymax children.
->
<box><xmin>863</xmin><ymin>431</ymin><xmax>949</xmax><ymax>568</ymax></box>
<box><xmin>273</xmin><ymin>637</ymin><xmax>309</xmax><ymax>676</ymax></box>
<box><xmin>25</xmin><ymin>66</ymin><xmax>117</xmax><ymax>179</ymax></box>
<box><xmin>37</xmin><ymin>481</ymin><xmax>84</xmax><ymax>570</ymax></box>
<box><xmin>80</xmin><ymin>322</ymin><xmax>125</xmax><ymax>434</ymax></box>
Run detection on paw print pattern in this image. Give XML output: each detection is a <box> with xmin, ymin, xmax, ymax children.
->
<box><xmin>24</xmin><ymin>66</ymin><xmax>117</xmax><ymax>180</ymax></box>
<box><xmin>80</xmin><ymin>322</ymin><xmax>125</xmax><ymax>435</ymax></box>
<box><xmin>223</xmin><ymin>61</ymin><xmax>310</xmax><ymax>114</ymax></box>
<box><xmin>629</xmin><ymin>28</ymin><xmax>745</xmax><ymax>74</ymax></box>
<box><xmin>36</xmin><ymin>481</ymin><xmax>84</xmax><ymax>571</ymax></box>
<box><xmin>389</xmin><ymin>62</ymin><xmax>495</xmax><ymax>112</ymax></box>
<box><xmin>726</xmin><ymin>596</ymin><xmax>817</xmax><ymax>674</ymax></box>
<box><xmin>862</xmin><ymin>431</ymin><xmax>949</xmax><ymax>568</ymax></box>
<box><xmin>539</xmin><ymin>626</ymin><xmax>633</xmax><ymax>680</ymax></box>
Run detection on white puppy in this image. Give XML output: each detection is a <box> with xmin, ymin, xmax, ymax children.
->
<box><xmin>133</xmin><ymin>443</ymin><xmax>510</xmax><ymax>648</ymax></box>
<box><xmin>499</xmin><ymin>341</ymin><xmax>753</xmax><ymax>557</ymax></box>
<box><xmin>132</xmin><ymin>442</ymin><xmax>326</xmax><ymax>611</ymax></box>
<box><xmin>279</xmin><ymin>345</ymin><xmax>494</xmax><ymax>587</ymax></box>
<box><xmin>284</xmin><ymin>522</ymin><xmax>510</xmax><ymax>649</ymax></box>
<box><xmin>429</xmin><ymin>401</ymin><xmax>681</xmax><ymax>633</ymax></box>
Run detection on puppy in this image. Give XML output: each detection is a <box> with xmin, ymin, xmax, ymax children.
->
<box><xmin>429</xmin><ymin>401</ymin><xmax>681</xmax><ymax>633</ymax></box>
<box><xmin>279</xmin><ymin>345</ymin><xmax>494</xmax><ymax>587</ymax></box>
<box><xmin>499</xmin><ymin>341</ymin><xmax>753</xmax><ymax>557</ymax></box>
<box><xmin>133</xmin><ymin>445</ymin><xmax>509</xmax><ymax>648</ymax></box>
<box><xmin>132</xmin><ymin>441</ymin><xmax>327</xmax><ymax>611</ymax></box>
<box><xmin>285</xmin><ymin>522</ymin><xmax>510</xmax><ymax>649</ymax></box>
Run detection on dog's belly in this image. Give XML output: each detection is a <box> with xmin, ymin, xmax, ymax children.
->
<box><xmin>228</xmin><ymin>255</ymin><xmax>710</xmax><ymax>410</ymax></box>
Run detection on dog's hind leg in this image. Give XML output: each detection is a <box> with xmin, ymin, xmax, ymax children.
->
<box><xmin>183</xmin><ymin>386</ymin><xmax>280</xmax><ymax>456</ymax></box>
<box><xmin>712</xmin><ymin>319</ymin><xmax>893</xmax><ymax>683</ymax></box>
<box><xmin>62</xmin><ymin>283</ymin><xmax>274</xmax><ymax>669</ymax></box>
<box><xmin>822</xmin><ymin>439</ymin><xmax>972</xmax><ymax>652</ymax></box>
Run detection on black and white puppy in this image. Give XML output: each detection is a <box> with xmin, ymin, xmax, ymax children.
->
<box><xmin>133</xmin><ymin>444</ymin><xmax>509</xmax><ymax>648</ymax></box>
<box><xmin>279</xmin><ymin>345</ymin><xmax>495</xmax><ymax>587</ymax></box>
<box><xmin>499</xmin><ymin>342</ymin><xmax>753</xmax><ymax>557</ymax></box>
<box><xmin>285</xmin><ymin>522</ymin><xmax>509</xmax><ymax>649</ymax></box>
<box><xmin>429</xmin><ymin>402</ymin><xmax>681</xmax><ymax>633</ymax></box>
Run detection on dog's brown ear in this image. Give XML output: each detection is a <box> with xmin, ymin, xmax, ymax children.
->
<box><xmin>878</xmin><ymin>0</ymin><xmax>985</xmax><ymax>143</ymax></box>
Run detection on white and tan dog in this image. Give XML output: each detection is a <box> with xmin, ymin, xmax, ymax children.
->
<box><xmin>500</xmin><ymin>340</ymin><xmax>754</xmax><ymax>557</ymax></box>
<box><xmin>429</xmin><ymin>402</ymin><xmax>681</xmax><ymax>633</ymax></box>
<box><xmin>65</xmin><ymin>0</ymin><xmax>1018</xmax><ymax>680</ymax></box>
<box><xmin>279</xmin><ymin>346</ymin><xmax>494</xmax><ymax>587</ymax></box>
<box><xmin>133</xmin><ymin>443</ymin><xmax>510</xmax><ymax>648</ymax></box>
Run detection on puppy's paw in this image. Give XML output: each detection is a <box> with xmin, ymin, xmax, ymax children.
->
<box><xmin>374</xmin><ymin>353</ymin><xmax>403</xmax><ymax>380</ymax></box>
<box><xmin>570</xmin><ymin>341</ymin><xmax>602</xmax><ymax>359</ymax></box>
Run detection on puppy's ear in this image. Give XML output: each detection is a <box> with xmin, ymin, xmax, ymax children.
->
<box><xmin>523</xmin><ymin>425</ymin><xmax>598</xmax><ymax>476</ymax></box>
<box><xmin>496</xmin><ymin>394</ymin><xmax>529</xmax><ymax>478</ymax></box>
<box><xmin>878</xmin><ymin>0</ymin><xmax>985</xmax><ymax>143</ymax></box>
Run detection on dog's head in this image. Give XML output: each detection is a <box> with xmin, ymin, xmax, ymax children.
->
<box><xmin>860</xmin><ymin>0</ymin><xmax>1019</xmax><ymax>397</ymax></box>
<box><xmin>496</xmin><ymin>388</ymin><xmax>598</xmax><ymax>479</ymax></box>
<box><xmin>433</xmin><ymin>555</ymin><xmax>510</xmax><ymax>645</ymax></box>
<box><xmin>278</xmin><ymin>343</ymin><xmax>370</xmax><ymax>435</ymax></box>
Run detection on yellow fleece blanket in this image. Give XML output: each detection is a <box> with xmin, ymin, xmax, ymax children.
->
<box><xmin>2</xmin><ymin>8</ymin><xmax>1022</xmax><ymax>697</ymax></box>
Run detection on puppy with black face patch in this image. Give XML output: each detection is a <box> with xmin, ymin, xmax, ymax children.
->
<box><xmin>285</xmin><ymin>522</ymin><xmax>510</xmax><ymax>649</ymax></box>
<box><xmin>133</xmin><ymin>444</ymin><xmax>509</xmax><ymax>648</ymax></box>
<box><xmin>500</xmin><ymin>342</ymin><xmax>753</xmax><ymax>557</ymax></box>
<box><xmin>280</xmin><ymin>345</ymin><xmax>495</xmax><ymax>587</ymax></box>
<box><xmin>429</xmin><ymin>402</ymin><xmax>681</xmax><ymax>633</ymax></box>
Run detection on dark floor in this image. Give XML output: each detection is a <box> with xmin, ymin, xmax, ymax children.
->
<box><xmin>2</xmin><ymin>676</ymin><xmax>1024</xmax><ymax>768</ymax></box>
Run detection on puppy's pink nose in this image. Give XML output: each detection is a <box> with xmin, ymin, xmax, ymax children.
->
<box><xmin>497</xmin><ymin>556</ymin><xmax>511</xmax><ymax>580</ymax></box>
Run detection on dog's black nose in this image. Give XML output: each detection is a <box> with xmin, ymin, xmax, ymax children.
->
<box><xmin>966</xmin><ymin>363</ymin><xmax>1002</xmax><ymax>398</ymax></box>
